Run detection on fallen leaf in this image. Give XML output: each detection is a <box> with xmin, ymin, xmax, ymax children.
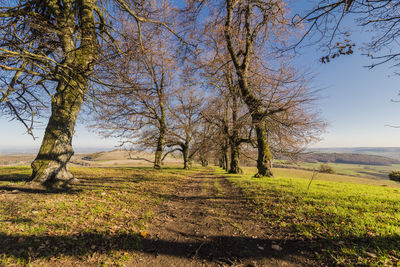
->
<box><xmin>140</xmin><ymin>231</ymin><xmax>147</xmax><ymax>238</ymax></box>
<box><xmin>271</xmin><ymin>244</ymin><xmax>283</xmax><ymax>252</ymax></box>
<box><xmin>365</xmin><ymin>252</ymin><xmax>377</xmax><ymax>258</ymax></box>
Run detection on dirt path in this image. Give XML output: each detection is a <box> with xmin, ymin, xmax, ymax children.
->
<box><xmin>131</xmin><ymin>170</ymin><xmax>319</xmax><ymax>267</ymax></box>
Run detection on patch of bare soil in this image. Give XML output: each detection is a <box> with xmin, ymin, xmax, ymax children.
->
<box><xmin>131</xmin><ymin>170</ymin><xmax>322</xmax><ymax>267</ymax></box>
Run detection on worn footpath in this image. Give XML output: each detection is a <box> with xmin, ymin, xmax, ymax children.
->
<box><xmin>131</xmin><ymin>170</ymin><xmax>319</xmax><ymax>266</ymax></box>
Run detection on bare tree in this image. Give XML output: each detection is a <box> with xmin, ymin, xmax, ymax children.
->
<box><xmin>221</xmin><ymin>0</ymin><xmax>298</xmax><ymax>177</ymax></box>
<box><xmin>200</xmin><ymin>23</ymin><xmax>253</xmax><ymax>174</ymax></box>
<box><xmin>90</xmin><ymin>3</ymin><xmax>178</xmax><ymax>169</ymax></box>
<box><xmin>166</xmin><ymin>86</ymin><xmax>204</xmax><ymax>169</ymax></box>
<box><xmin>0</xmin><ymin>0</ymin><xmax>182</xmax><ymax>187</ymax></box>
<box><xmin>0</xmin><ymin>0</ymin><xmax>102</xmax><ymax>187</ymax></box>
<box><xmin>186</xmin><ymin>0</ymin><xmax>325</xmax><ymax>177</ymax></box>
<box><xmin>192</xmin><ymin>119</ymin><xmax>218</xmax><ymax>167</ymax></box>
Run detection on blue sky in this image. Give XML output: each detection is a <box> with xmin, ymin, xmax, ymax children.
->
<box><xmin>1</xmin><ymin>1</ymin><xmax>400</xmax><ymax>151</ymax></box>
<box><xmin>307</xmin><ymin>52</ymin><xmax>400</xmax><ymax>147</ymax></box>
<box><xmin>295</xmin><ymin>11</ymin><xmax>400</xmax><ymax>148</ymax></box>
<box><xmin>2</xmin><ymin>50</ymin><xmax>399</xmax><ymax>150</ymax></box>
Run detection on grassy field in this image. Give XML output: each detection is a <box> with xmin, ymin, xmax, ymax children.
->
<box><xmin>2</xmin><ymin>164</ymin><xmax>400</xmax><ymax>266</ymax></box>
<box><xmin>296</xmin><ymin>161</ymin><xmax>400</xmax><ymax>179</ymax></box>
<box><xmin>224</xmin><ymin>167</ymin><xmax>400</xmax><ymax>266</ymax></box>
<box><xmin>271</xmin><ymin>166</ymin><xmax>400</xmax><ymax>187</ymax></box>
<box><xmin>0</xmin><ymin>166</ymin><xmax>195</xmax><ymax>266</ymax></box>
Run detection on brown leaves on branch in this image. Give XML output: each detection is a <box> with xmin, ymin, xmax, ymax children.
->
<box><xmin>320</xmin><ymin>38</ymin><xmax>355</xmax><ymax>64</ymax></box>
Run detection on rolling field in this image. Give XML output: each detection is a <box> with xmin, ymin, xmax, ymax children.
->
<box><xmin>271</xmin><ymin>166</ymin><xmax>400</xmax><ymax>187</ymax></box>
<box><xmin>287</xmin><ymin>161</ymin><xmax>400</xmax><ymax>179</ymax></box>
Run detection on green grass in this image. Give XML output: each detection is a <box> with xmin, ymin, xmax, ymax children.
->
<box><xmin>223</xmin><ymin>167</ymin><xmax>400</xmax><ymax>266</ymax></box>
<box><xmin>0</xmin><ymin>166</ymin><xmax>196</xmax><ymax>266</ymax></box>
<box><xmin>3</xmin><ymin>163</ymin><xmax>400</xmax><ymax>265</ymax></box>
<box><xmin>260</xmin><ymin>167</ymin><xmax>400</xmax><ymax>187</ymax></box>
<box><xmin>297</xmin><ymin>161</ymin><xmax>400</xmax><ymax>179</ymax></box>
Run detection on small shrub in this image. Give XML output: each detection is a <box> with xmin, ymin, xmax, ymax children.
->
<box><xmin>389</xmin><ymin>170</ymin><xmax>400</xmax><ymax>182</ymax></box>
<box><xmin>319</xmin><ymin>164</ymin><xmax>335</xmax><ymax>174</ymax></box>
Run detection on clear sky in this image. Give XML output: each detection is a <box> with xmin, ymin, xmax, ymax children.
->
<box><xmin>1</xmin><ymin>2</ymin><xmax>400</xmax><ymax>152</ymax></box>
<box><xmin>307</xmin><ymin>52</ymin><xmax>400</xmax><ymax>148</ymax></box>
<box><xmin>296</xmin><ymin>18</ymin><xmax>400</xmax><ymax>148</ymax></box>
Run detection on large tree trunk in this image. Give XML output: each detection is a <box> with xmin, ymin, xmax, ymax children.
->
<box><xmin>219</xmin><ymin>158</ymin><xmax>223</xmax><ymax>168</ymax></box>
<box><xmin>223</xmin><ymin>148</ymin><xmax>229</xmax><ymax>171</ymax></box>
<box><xmin>154</xmin><ymin>139</ymin><xmax>163</xmax><ymax>169</ymax></box>
<box><xmin>29</xmin><ymin>0</ymin><xmax>98</xmax><ymax>188</ymax></box>
<box><xmin>228</xmin><ymin>91</ymin><xmax>242</xmax><ymax>174</ymax></box>
<box><xmin>236</xmin><ymin>74</ymin><xmax>273</xmax><ymax>177</ymax></box>
<box><xmin>30</xmin><ymin>79</ymin><xmax>85</xmax><ymax>187</ymax></box>
<box><xmin>154</xmin><ymin>125</ymin><xmax>166</xmax><ymax>169</ymax></box>
<box><xmin>182</xmin><ymin>145</ymin><xmax>190</xmax><ymax>169</ymax></box>
<box><xmin>200</xmin><ymin>157</ymin><xmax>208</xmax><ymax>167</ymax></box>
<box><xmin>229</xmin><ymin>140</ymin><xmax>242</xmax><ymax>174</ymax></box>
<box><xmin>154</xmin><ymin>85</ymin><xmax>166</xmax><ymax>169</ymax></box>
<box><xmin>254</xmin><ymin>121</ymin><xmax>273</xmax><ymax>177</ymax></box>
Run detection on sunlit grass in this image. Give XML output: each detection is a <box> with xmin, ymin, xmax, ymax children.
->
<box><xmin>295</xmin><ymin>161</ymin><xmax>400</xmax><ymax>179</ymax></box>
<box><xmin>242</xmin><ymin>166</ymin><xmax>400</xmax><ymax>187</ymax></box>
<box><xmin>223</xmin><ymin>167</ymin><xmax>400</xmax><ymax>265</ymax></box>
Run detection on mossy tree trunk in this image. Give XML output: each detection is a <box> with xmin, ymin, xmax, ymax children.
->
<box><xmin>31</xmin><ymin>79</ymin><xmax>86</xmax><ymax>187</ymax></box>
<box><xmin>223</xmin><ymin>148</ymin><xmax>229</xmax><ymax>171</ymax></box>
<box><xmin>30</xmin><ymin>0</ymin><xmax>99</xmax><ymax>188</ymax></box>
<box><xmin>237</xmin><ymin>74</ymin><xmax>274</xmax><ymax>177</ymax></box>
<box><xmin>154</xmin><ymin>120</ymin><xmax>166</xmax><ymax>169</ymax></box>
<box><xmin>254</xmin><ymin>121</ymin><xmax>273</xmax><ymax>177</ymax></box>
<box><xmin>154</xmin><ymin>72</ymin><xmax>167</xmax><ymax>169</ymax></box>
<box><xmin>154</xmin><ymin>135</ymin><xmax>164</xmax><ymax>169</ymax></box>
<box><xmin>229</xmin><ymin>139</ymin><xmax>242</xmax><ymax>174</ymax></box>
<box><xmin>182</xmin><ymin>144</ymin><xmax>190</xmax><ymax>169</ymax></box>
<box><xmin>224</xmin><ymin>1</ymin><xmax>274</xmax><ymax>177</ymax></box>
<box><xmin>228</xmin><ymin>92</ymin><xmax>243</xmax><ymax>174</ymax></box>
<box><xmin>220</xmin><ymin>138</ymin><xmax>229</xmax><ymax>171</ymax></box>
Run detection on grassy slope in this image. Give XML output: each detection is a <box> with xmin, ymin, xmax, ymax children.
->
<box><xmin>0</xmin><ymin>166</ymin><xmax>195</xmax><ymax>266</ymax></box>
<box><xmin>273</xmin><ymin>166</ymin><xmax>400</xmax><ymax>187</ymax></box>
<box><xmin>224</xmin><ymin>167</ymin><xmax>400</xmax><ymax>266</ymax></box>
<box><xmin>298</xmin><ymin>162</ymin><xmax>400</xmax><ymax>179</ymax></box>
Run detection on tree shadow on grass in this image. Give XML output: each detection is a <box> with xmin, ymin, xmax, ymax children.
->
<box><xmin>1</xmin><ymin>231</ymin><xmax>400</xmax><ymax>265</ymax></box>
<box><xmin>0</xmin><ymin>232</ymin><xmax>312</xmax><ymax>263</ymax></box>
<box><xmin>0</xmin><ymin>173</ymin><xmax>30</xmax><ymax>182</ymax></box>
<box><xmin>0</xmin><ymin>186</ymin><xmax>82</xmax><ymax>194</ymax></box>
<box><xmin>77</xmin><ymin>175</ymin><xmax>153</xmax><ymax>185</ymax></box>
<box><xmin>0</xmin><ymin>173</ymin><xmax>155</xmax><ymax>195</ymax></box>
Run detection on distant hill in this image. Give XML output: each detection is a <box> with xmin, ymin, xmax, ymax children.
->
<box><xmin>0</xmin><ymin>146</ymin><xmax>114</xmax><ymax>155</ymax></box>
<box><xmin>309</xmin><ymin>147</ymin><xmax>400</xmax><ymax>160</ymax></box>
<box><xmin>298</xmin><ymin>152</ymin><xmax>400</xmax><ymax>166</ymax></box>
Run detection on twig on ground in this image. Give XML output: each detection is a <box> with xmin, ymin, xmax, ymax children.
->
<box><xmin>307</xmin><ymin>169</ymin><xmax>318</xmax><ymax>191</ymax></box>
<box><xmin>191</xmin><ymin>242</ymin><xmax>206</xmax><ymax>258</ymax></box>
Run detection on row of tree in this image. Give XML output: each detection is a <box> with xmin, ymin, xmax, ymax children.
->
<box><xmin>0</xmin><ymin>0</ymin><xmax>398</xmax><ymax>188</ymax></box>
<box><xmin>89</xmin><ymin>0</ymin><xmax>325</xmax><ymax>176</ymax></box>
